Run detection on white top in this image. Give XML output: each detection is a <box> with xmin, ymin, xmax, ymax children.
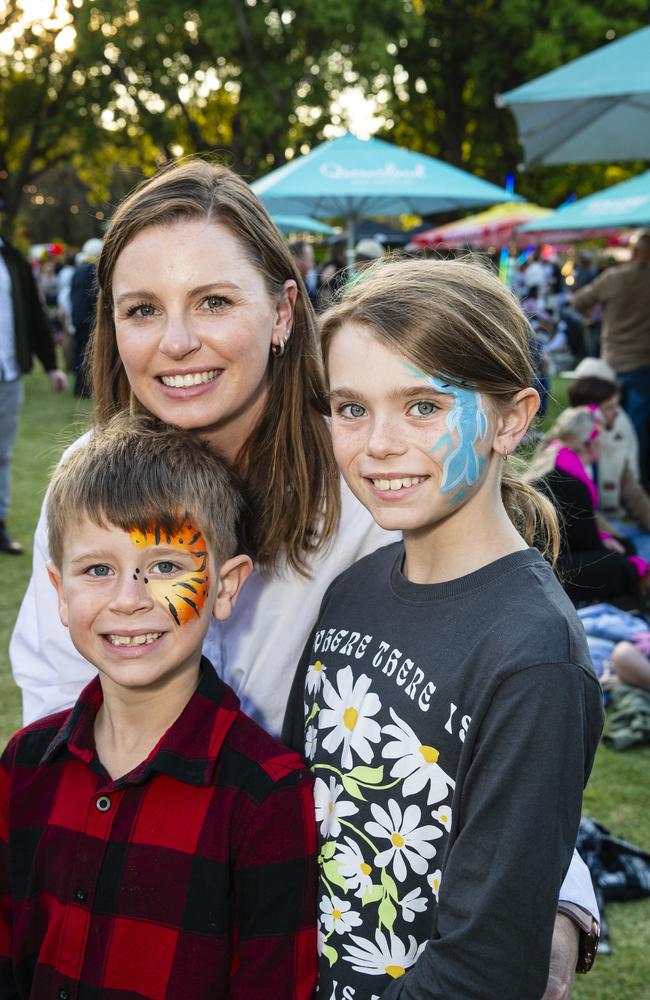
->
<box><xmin>9</xmin><ymin>432</ymin><xmax>596</xmax><ymax>917</ymax></box>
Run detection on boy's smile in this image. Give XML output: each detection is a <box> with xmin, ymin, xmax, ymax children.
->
<box><xmin>48</xmin><ymin>515</ymin><xmax>218</xmax><ymax>694</ymax></box>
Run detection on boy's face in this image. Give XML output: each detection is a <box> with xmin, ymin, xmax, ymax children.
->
<box><xmin>48</xmin><ymin>514</ymin><xmax>251</xmax><ymax>695</ymax></box>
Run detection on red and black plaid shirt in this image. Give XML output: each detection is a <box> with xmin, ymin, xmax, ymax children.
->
<box><xmin>0</xmin><ymin>660</ymin><xmax>317</xmax><ymax>999</ymax></box>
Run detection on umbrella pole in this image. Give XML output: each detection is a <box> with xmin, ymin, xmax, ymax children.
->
<box><xmin>345</xmin><ymin>213</ymin><xmax>357</xmax><ymax>275</ymax></box>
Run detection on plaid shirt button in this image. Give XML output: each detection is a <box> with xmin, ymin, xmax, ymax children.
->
<box><xmin>95</xmin><ymin>795</ymin><xmax>111</xmax><ymax>812</ymax></box>
<box><xmin>75</xmin><ymin>888</ymin><xmax>87</xmax><ymax>902</ymax></box>
<box><xmin>58</xmin><ymin>990</ymin><xmax>70</xmax><ymax>999</ymax></box>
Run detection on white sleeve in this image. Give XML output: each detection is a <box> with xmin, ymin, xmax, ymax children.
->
<box><xmin>10</xmin><ymin>439</ymin><xmax>96</xmax><ymax>726</ymax></box>
<box><xmin>559</xmin><ymin>849</ymin><xmax>599</xmax><ymax>919</ymax></box>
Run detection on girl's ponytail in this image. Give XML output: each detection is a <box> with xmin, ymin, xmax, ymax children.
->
<box><xmin>501</xmin><ymin>467</ymin><xmax>560</xmax><ymax>564</ymax></box>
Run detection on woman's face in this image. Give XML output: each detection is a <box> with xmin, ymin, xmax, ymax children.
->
<box><xmin>112</xmin><ymin>218</ymin><xmax>296</xmax><ymax>460</ymax></box>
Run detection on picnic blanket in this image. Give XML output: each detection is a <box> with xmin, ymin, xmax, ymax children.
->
<box><xmin>603</xmin><ymin>684</ymin><xmax>650</xmax><ymax>751</ymax></box>
<box><xmin>577</xmin><ymin>816</ymin><xmax>650</xmax><ymax>955</ymax></box>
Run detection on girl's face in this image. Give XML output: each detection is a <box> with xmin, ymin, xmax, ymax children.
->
<box><xmin>327</xmin><ymin>323</ymin><xmax>498</xmax><ymax>539</ymax></box>
<box><xmin>112</xmin><ymin>218</ymin><xmax>296</xmax><ymax>461</ymax></box>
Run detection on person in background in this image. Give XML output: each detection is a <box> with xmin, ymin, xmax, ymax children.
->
<box><xmin>70</xmin><ymin>237</ymin><xmax>102</xmax><ymax>397</ymax></box>
<box><xmin>563</xmin><ymin>357</ymin><xmax>650</xmax><ymax>561</ymax></box>
<box><xmin>0</xmin><ymin>232</ymin><xmax>67</xmax><ymax>555</ymax></box>
<box><xmin>572</xmin><ymin>231</ymin><xmax>650</xmax><ymax>482</ymax></box>
<box><xmin>56</xmin><ymin>251</ymin><xmax>77</xmax><ymax>371</ymax></box>
<box><xmin>354</xmin><ymin>237</ymin><xmax>384</xmax><ymax>267</ymax></box>
<box><xmin>289</xmin><ymin>239</ymin><xmax>319</xmax><ymax>306</ymax></box>
<box><xmin>526</xmin><ymin>407</ymin><xmax>646</xmax><ymax>608</ymax></box>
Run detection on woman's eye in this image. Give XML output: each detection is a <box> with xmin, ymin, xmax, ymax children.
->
<box><xmin>201</xmin><ymin>295</ymin><xmax>228</xmax><ymax>311</ymax></box>
<box><xmin>88</xmin><ymin>565</ymin><xmax>112</xmax><ymax>577</ymax></box>
<box><xmin>126</xmin><ymin>302</ymin><xmax>157</xmax><ymax>319</ymax></box>
<box><xmin>409</xmin><ymin>400</ymin><xmax>437</xmax><ymax>417</ymax></box>
<box><xmin>339</xmin><ymin>403</ymin><xmax>366</xmax><ymax>419</ymax></box>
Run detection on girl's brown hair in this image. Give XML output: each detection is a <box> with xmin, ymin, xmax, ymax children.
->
<box><xmin>321</xmin><ymin>257</ymin><xmax>560</xmax><ymax>562</ymax></box>
<box><xmin>88</xmin><ymin>159</ymin><xmax>340</xmax><ymax>575</ymax></box>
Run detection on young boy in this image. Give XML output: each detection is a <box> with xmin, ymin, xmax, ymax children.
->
<box><xmin>0</xmin><ymin>415</ymin><xmax>317</xmax><ymax>999</ymax></box>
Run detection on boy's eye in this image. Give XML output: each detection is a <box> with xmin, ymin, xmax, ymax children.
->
<box><xmin>88</xmin><ymin>564</ymin><xmax>112</xmax><ymax>577</ymax></box>
<box><xmin>338</xmin><ymin>403</ymin><xmax>366</xmax><ymax>419</ymax></box>
<box><xmin>152</xmin><ymin>561</ymin><xmax>179</xmax><ymax>575</ymax></box>
<box><xmin>408</xmin><ymin>400</ymin><xmax>437</xmax><ymax>417</ymax></box>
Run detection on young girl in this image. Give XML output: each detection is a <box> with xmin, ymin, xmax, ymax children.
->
<box><xmin>284</xmin><ymin>258</ymin><xmax>604</xmax><ymax>999</ymax></box>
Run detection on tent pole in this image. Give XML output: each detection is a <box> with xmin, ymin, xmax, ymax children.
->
<box><xmin>345</xmin><ymin>213</ymin><xmax>357</xmax><ymax>275</ymax></box>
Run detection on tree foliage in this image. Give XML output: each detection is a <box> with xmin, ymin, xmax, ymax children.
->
<box><xmin>1</xmin><ymin>0</ymin><xmax>648</xmax><ymax>238</ymax></box>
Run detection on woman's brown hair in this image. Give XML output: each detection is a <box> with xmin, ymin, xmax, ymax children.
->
<box><xmin>88</xmin><ymin>159</ymin><xmax>340</xmax><ymax>576</ymax></box>
<box><xmin>321</xmin><ymin>257</ymin><xmax>560</xmax><ymax>562</ymax></box>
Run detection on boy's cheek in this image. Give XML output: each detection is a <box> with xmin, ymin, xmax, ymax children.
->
<box><xmin>146</xmin><ymin>574</ymin><xmax>210</xmax><ymax>626</ymax></box>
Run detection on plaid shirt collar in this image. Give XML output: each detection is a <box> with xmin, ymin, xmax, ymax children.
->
<box><xmin>40</xmin><ymin>657</ymin><xmax>240</xmax><ymax>789</ymax></box>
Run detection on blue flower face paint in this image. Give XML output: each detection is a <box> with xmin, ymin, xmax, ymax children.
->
<box><xmin>404</xmin><ymin>362</ymin><xmax>488</xmax><ymax>503</ymax></box>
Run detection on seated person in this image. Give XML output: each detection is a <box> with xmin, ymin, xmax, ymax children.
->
<box><xmin>0</xmin><ymin>414</ymin><xmax>317</xmax><ymax>999</ymax></box>
<box><xmin>563</xmin><ymin>357</ymin><xmax>650</xmax><ymax>561</ymax></box>
<box><xmin>526</xmin><ymin>406</ymin><xmax>645</xmax><ymax>607</ymax></box>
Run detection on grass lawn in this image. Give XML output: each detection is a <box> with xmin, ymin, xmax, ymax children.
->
<box><xmin>0</xmin><ymin>368</ymin><xmax>649</xmax><ymax>997</ymax></box>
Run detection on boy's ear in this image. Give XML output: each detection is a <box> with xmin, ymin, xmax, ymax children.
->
<box><xmin>46</xmin><ymin>560</ymin><xmax>69</xmax><ymax>628</ymax></box>
<box><xmin>493</xmin><ymin>387</ymin><xmax>540</xmax><ymax>457</ymax></box>
<box><xmin>213</xmin><ymin>555</ymin><xmax>253</xmax><ymax>622</ymax></box>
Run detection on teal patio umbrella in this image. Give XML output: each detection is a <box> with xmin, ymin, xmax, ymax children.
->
<box><xmin>252</xmin><ymin>132</ymin><xmax>520</xmax><ymax>265</ymax></box>
<box><xmin>518</xmin><ymin>170</ymin><xmax>650</xmax><ymax>241</ymax></box>
<box><xmin>497</xmin><ymin>27</ymin><xmax>650</xmax><ymax>167</ymax></box>
<box><xmin>271</xmin><ymin>214</ymin><xmax>338</xmax><ymax>235</ymax></box>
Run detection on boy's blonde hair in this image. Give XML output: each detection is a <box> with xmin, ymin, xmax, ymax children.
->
<box><xmin>321</xmin><ymin>257</ymin><xmax>560</xmax><ymax>562</ymax></box>
<box><xmin>47</xmin><ymin>414</ymin><xmax>243</xmax><ymax>569</ymax></box>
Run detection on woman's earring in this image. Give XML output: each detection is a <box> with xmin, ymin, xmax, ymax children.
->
<box><xmin>271</xmin><ymin>336</ymin><xmax>288</xmax><ymax>358</ymax></box>
<box><xmin>503</xmin><ymin>448</ymin><xmax>508</xmax><ymax>461</ymax></box>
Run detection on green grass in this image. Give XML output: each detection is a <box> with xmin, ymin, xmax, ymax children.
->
<box><xmin>0</xmin><ymin>369</ymin><xmax>648</xmax><ymax>996</ymax></box>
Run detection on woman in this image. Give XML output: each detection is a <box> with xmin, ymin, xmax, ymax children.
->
<box><xmin>11</xmin><ymin>160</ymin><xmax>597</xmax><ymax>993</ymax></box>
<box><xmin>526</xmin><ymin>406</ymin><xmax>645</xmax><ymax>606</ymax></box>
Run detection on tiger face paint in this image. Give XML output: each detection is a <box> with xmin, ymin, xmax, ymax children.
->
<box><xmin>130</xmin><ymin>518</ymin><xmax>210</xmax><ymax>626</ymax></box>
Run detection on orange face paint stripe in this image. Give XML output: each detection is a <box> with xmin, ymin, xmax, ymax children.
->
<box><xmin>129</xmin><ymin>518</ymin><xmax>210</xmax><ymax>625</ymax></box>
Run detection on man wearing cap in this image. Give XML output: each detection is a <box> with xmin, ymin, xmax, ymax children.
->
<box><xmin>571</xmin><ymin>232</ymin><xmax>650</xmax><ymax>481</ymax></box>
<box><xmin>564</xmin><ymin>356</ymin><xmax>650</xmax><ymax>560</ymax></box>
<box><xmin>0</xmin><ymin>234</ymin><xmax>67</xmax><ymax>554</ymax></box>
<box><xmin>355</xmin><ymin>238</ymin><xmax>384</xmax><ymax>265</ymax></box>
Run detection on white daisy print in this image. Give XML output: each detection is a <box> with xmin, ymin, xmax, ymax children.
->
<box><xmin>305</xmin><ymin>725</ymin><xmax>318</xmax><ymax>760</ymax></box>
<box><xmin>428</xmin><ymin>868</ymin><xmax>442</xmax><ymax>900</ymax></box>
<box><xmin>334</xmin><ymin>836</ymin><xmax>374</xmax><ymax>898</ymax></box>
<box><xmin>343</xmin><ymin>928</ymin><xmax>423</xmax><ymax>978</ymax></box>
<box><xmin>431</xmin><ymin>804</ymin><xmax>452</xmax><ymax>831</ymax></box>
<box><xmin>319</xmin><ymin>666</ymin><xmax>381</xmax><ymax>770</ymax></box>
<box><xmin>320</xmin><ymin>895</ymin><xmax>363</xmax><ymax>935</ymax></box>
<box><xmin>314</xmin><ymin>775</ymin><xmax>358</xmax><ymax>839</ymax></box>
<box><xmin>399</xmin><ymin>886</ymin><xmax>428</xmax><ymax>923</ymax></box>
<box><xmin>365</xmin><ymin>799</ymin><xmax>442</xmax><ymax>883</ymax></box>
<box><xmin>306</xmin><ymin>658</ymin><xmax>326</xmax><ymax>695</ymax></box>
<box><xmin>382</xmin><ymin>708</ymin><xmax>455</xmax><ymax>804</ymax></box>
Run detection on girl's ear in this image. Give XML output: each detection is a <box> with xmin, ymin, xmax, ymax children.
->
<box><xmin>46</xmin><ymin>560</ymin><xmax>69</xmax><ymax>628</ymax></box>
<box><xmin>493</xmin><ymin>388</ymin><xmax>540</xmax><ymax>457</ymax></box>
<box><xmin>212</xmin><ymin>555</ymin><xmax>254</xmax><ymax>622</ymax></box>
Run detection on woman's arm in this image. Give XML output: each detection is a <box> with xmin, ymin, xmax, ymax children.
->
<box><xmin>10</xmin><ymin>479</ymin><xmax>95</xmax><ymax>726</ymax></box>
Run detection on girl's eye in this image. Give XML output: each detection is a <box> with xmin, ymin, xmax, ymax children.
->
<box><xmin>408</xmin><ymin>400</ymin><xmax>437</xmax><ymax>417</ymax></box>
<box><xmin>88</xmin><ymin>565</ymin><xmax>112</xmax><ymax>577</ymax></box>
<box><xmin>152</xmin><ymin>561</ymin><xmax>179</xmax><ymax>575</ymax></box>
<box><xmin>338</xmin><ymin>403</ymin><xmax>366</xmax><ymax>419</ymax></box>
<box><xmin>126</xmin><ymin>302</ymin><xmax>157</xmax><ymax>319</ymax></box>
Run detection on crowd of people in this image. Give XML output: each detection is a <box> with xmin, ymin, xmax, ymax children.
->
<box><xmin>2</xmin><ymin>163</ymin><xmax>650</xmax><ymax>997</ymax></box>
